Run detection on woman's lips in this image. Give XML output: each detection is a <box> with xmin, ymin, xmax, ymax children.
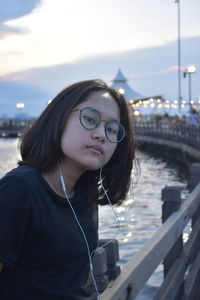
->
<box><xmin>87</xmin><ymin>145</ymin><xmax>104</xmax><ymax>155</ymax></box>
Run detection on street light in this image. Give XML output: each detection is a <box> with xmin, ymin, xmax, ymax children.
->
<box><xmin>16</xmin><ymin>102</ymin><xmax>25</xmax><ymax>120</ymax></box>
<box><xmin>175</xmin><ymin>0</ymin><xmax>182</xmax><ymax>114</ymax></box>
<box><xmin>183</xmin><ymin>65</ymin><xmax>197</xmax><ymax>113</ymax></box>
<box><xmin>16</xmin><ymin>102</ymin><xmax>25</xmax><ymax>130</ymax></box>
<box><xmin>16</xmin><ymin>102</ymin><xmax>25</xmax><ymax>109</ymax></box>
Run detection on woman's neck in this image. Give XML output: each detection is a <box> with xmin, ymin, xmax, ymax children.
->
<box><xmin>42</xmin><ymin>159</ymin><xmax>85</xmax><ymax>198</ymax></box>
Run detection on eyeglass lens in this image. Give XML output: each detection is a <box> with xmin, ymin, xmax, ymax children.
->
<box><xmin>80</xmin><ymin>107</ymin><xmax>125</xmax><ymax>143</ymax></box>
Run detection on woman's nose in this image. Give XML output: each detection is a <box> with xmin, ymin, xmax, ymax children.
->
<box><xmin>91</xmin><ymin>123</ymin><xmax>106</xmax><ymax>143</ymax></box>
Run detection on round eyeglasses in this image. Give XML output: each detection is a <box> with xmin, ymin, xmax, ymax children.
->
<box><xmin>73</xmin><ymin>107</ymin><xmax>125</xmax><ymax>143</ymax></box>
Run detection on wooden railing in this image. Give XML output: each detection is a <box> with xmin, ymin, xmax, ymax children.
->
<box><xmin>92</xmin><ymin>163</ymin><xmax>200</xmax><ymax>299</ymax></box>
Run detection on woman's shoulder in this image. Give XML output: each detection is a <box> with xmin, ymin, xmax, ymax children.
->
<box><xmin>0</xmin><ymin>166</ymin><xmax>38</xmax><ymax>208</ymax></box>
<box><xmin>1</xmin><ymin>165</ymin><xmax>41</xmax><ymax>187</ymax></box>
<box><xmin>0</xmin><ymin>165</ymin><xmax>46</xmax><ymax>210</ymax></box>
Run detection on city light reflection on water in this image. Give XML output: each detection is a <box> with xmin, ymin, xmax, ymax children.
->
<box><xmin>98</xmin><ymin>149</ymin><xmax>189</xmax><ymax>299</ymax></box>
<box><xmin>99</xmin><ymin>150</ymin><xmax>188</xmax><ymax>265</ymax></box>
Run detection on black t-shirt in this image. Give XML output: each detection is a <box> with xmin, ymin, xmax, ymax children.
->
<box><xmin>0</xmin><ymin>165</ymin><xmax>98</xmax><ymax>299</ymax></box>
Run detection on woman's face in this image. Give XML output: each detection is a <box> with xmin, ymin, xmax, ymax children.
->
<box><xmin>60</xmin><ymin>91</ymin><xmax>121</xmax><ymax>174</ymax></box>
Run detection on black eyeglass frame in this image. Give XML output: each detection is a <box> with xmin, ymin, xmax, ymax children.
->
<box><xmin>72</xmin><ymin>107</ymin><xmax>126</xmax><ymax>143</ymax></box>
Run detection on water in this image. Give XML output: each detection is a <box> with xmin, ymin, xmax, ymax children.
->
<box><xmin>99</xmin><ymin>150</ymin><xmax>188</xmax><ymax>299</ymax></box>
<box><xmin>0</xmin><ymin>138</ymin><xmax>188</xmax><ymax>299</ymax></box>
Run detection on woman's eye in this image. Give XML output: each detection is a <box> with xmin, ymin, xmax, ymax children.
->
<box><xmin>84</xmin><ymin>116</ymin><xmax>96</xmax><ymax>124</ymax></box>
<box><xmin>106</xmin><ymin>126</ymin><xmax>118</xmax><ymax>135</ymax></box>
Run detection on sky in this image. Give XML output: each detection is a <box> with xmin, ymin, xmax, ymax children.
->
<box><xmin>0</xmin><ymin>0</ymin><xmax>200</xmax><ymax>117</ymax></box>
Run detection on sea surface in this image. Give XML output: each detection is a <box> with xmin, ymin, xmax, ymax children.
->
<box><xmin>0</xmin><ymin>138</ymin><xmax>189</xmax><ymax>299</ymax></box>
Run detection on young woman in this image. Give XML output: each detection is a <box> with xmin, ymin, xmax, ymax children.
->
<box><xmin>0</xmin><ymin>79</ymin><xmax>137</xmax><ymax>299</ymax></box>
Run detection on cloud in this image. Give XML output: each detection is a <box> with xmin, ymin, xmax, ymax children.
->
<box><xmin>1</xmin><ymin>0</ymin><xmax>200</xmax><ymax>77</ymax></box>
<box><xmin>0</xmin><ymin>36</ymin><xmax>200</xmax><ymax>117</ymax></box>
<box><xmin>168</xmin><ymin>65</ymin><xmax>186</xmax><ymax>71</ymax></box>
<box><xmin>0</xmin><ymin>0</ymin><xmax>41</xmax><ymax>39</ymax></box>
<box><xmin>0</xmin><ymin>24</ymin><xmax>29</xmax><ymax>39</ymax></box>
<box><xmin>8</xmin><ymin>36</ymin><xmax>199</xmax><ymax>81</ymax></box>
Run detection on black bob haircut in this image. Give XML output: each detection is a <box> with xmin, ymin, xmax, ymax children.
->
<box><xmin>19</xmin><ymin>79</ymin><xmax>138</xmax><ymax>206</ymax></box>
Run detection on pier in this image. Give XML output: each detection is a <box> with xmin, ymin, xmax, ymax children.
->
<box><xmin>134</xmin><ymin>120</ymin><xmax>200</xmax><ymax>162</ymax></box>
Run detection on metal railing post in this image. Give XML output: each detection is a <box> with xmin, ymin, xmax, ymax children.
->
<box><xmin>190</xmin><ymin>163</ymin><xmax>200</xmax><ymax>228</ymax></box>
<box><xmin>162</xmin><ymin>186</ymin><xmax>184</xmax><ymax>299</ymax></box>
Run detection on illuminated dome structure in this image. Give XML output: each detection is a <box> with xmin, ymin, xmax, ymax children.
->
<box><xmin>110</xmin><ymin>69</ymin><xmax>185</xmax><ymax>116</ymax></box>
<box><xmin>111</xmin><ymin>69</ymin><xmax>142</xmax><ymax>101</ymax></box>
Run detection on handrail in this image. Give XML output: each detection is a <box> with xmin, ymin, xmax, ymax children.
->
<box><xmin>134</xmin><ymin>120</ymin><xmax>200</xmax><ymax>151</ymax></box>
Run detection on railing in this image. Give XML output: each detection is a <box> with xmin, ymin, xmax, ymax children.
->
<box><xmin>133</xmin><ymin>121</ymin><xmax>200</xmax><ymax>151</ymax></box>
<box><xmin>92</xmin><ymin>163</ymin><xmax>200</xmax><ymax>299</ymax></box>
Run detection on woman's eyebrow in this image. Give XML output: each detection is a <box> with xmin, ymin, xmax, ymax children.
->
<box><xmin>101</xmin><ymin>111</ymin><xmax>120</xmax><ymax>121</ymax></box>
<box><xmin>100</xmin><ymin>112</ymin><xmax>120</xmax><ymax>123</ymax></box>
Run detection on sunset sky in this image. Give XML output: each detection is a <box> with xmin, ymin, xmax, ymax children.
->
<box><xmin>0</xmin><ymin>0</ymin><xmax>200</xmax><ymax>117</ymax></box>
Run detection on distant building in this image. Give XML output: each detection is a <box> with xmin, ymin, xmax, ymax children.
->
<box><xmin>110</xmin><ymin>69</ymin><xmax>193</xmax><ymax>116</ymax></box>
<box><xmin>111</xmin><ymin>69</ymin><xmax>142</xmax><ymax>101</ymax></box>
<box><xmin>110</xmin><ymin>69</ymin><xmax>176</xmax><ymax>117</ymax></box>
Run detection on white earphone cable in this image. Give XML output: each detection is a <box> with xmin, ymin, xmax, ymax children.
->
<box><xmin>58</xmin><ymin>162</ymin><xmax>100</xmax><ymax>300</ymax></box>
<box><xmin>57</xmin><ymin>163</ymin><xmax>121</xmax><ymax>300</ymax></box>
<box><xmin>98</xmin><ymin>168</ymin><xmax>121</xmax><ymax>249</ymax></box>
